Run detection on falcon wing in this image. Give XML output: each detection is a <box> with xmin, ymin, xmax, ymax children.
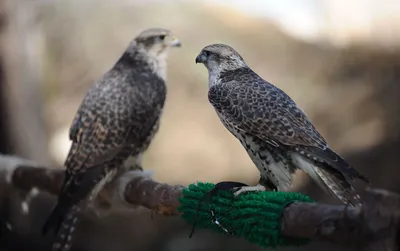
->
<box><xmin>43</xmin><ymin>84</ymin><xmax>138</xmax><ymax>236</ymax></box>
<box><xmin>67</xmin><ymin>92</ymin><xmax>128</xmax><ymax>176</ymax></box>
<box><xmin>63</xmin><ymin>77</ymin><xmax>163</xmax><ymax>198</ymax></box>
<box><xmin>208</xmin><ymin>78</ymin><xmax>327</xmax><ymax>149</ymax></box>
<box><xmin>209</xmin><ymin>75</ymin><xmax>368</xmax><ymax>182</ymax></box>
<box><xmin>61</xmin><ymin>102</ymin><xmax>129</xmax><ymax>201</ymax></box>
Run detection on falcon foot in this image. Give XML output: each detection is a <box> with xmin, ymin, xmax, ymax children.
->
<box><xmin>233</xmin><ymin>184</ymin><xmax>266</xmax><ymax>197</ymax></box>
<box><xmin>213</xmin><ymin>181</ymin><xmax>248</xmax><ymax>192</ymax></box>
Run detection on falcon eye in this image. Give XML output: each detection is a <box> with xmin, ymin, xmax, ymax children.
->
<box><xmin>204</xmin><ymin>50</ymin><xmax>211</xmax><ymax>57</ymax></box>
<box><xmin>158</xmin><ymin>35</ymin><xmax>166</xmax><ymax>40</ymax></box>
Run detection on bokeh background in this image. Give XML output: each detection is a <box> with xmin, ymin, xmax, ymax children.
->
<box><xmin>1</xmin><ymin>0</ymin><xmax>400</xmax><ymax>250</ymax></box>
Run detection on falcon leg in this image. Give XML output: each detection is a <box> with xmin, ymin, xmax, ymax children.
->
<box><xmin>123</xmin><ymin>153</ymin><xmax>144</xmax><ymax>171</ymax></box>
<box><xmin>258</xmin><ymin>176</ymin><xmax>278</xmax><ymax>191</ymax></box>
<box><xmin>134</xmin><ymin>153</ymin><xmax>143</xmax><ymax>170</ymax></box>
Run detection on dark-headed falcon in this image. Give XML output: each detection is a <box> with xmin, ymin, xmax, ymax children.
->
<box><xmin>42</xmin><ymin>28</ymin><xmax>181</xmax><ymax>251</ymax></box>
<box><xmin>195</xmin><ymin>44</ymin><xmax>369</xmax><ymax>206</ymax></box>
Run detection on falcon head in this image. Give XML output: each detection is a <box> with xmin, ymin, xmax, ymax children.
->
<box><xmin>195</xmin><ymin>44</ymin><xmax>247</xmax><ymax>73</ymax></box>
<box><xmin>126</xmin><ymin>28</ymin><xmax>181</xmax><ymax>80</ymax></box>
<box><xmin>133</xmin><ymin>28</ymin><xmax>181</xmax><ymax>57</ymax></box>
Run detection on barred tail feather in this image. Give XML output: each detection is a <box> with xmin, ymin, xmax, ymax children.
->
<box><xmin>315</xmin><ymin>166</ymin><xmax>363</xmax><ymax>206</ymax></box>
<box><xmin>291</xmin><ymin>153</ymin><xmax>363</xmax><ymax>207</ymax></box>
<box><xmin>297</xmin><ymin>146</ymin><xmax>369</xmax><ymax>183</ymax></box>
<box><xmin>49</xmin><ymin>205</ymin><xmax>80</xmax><ymax>251</ymax></box>
<box><xmin>42</xmin><ymin>197</ymin><xmax>71</xmax><ymax>236</ymax></box>
<box><xmin>43</xmin><ymin>165</ymin><xmax>115</xmax><ymax>251</ymax></box>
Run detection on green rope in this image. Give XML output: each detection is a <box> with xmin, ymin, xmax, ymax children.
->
<box><xmin>179</xmin><ymin>182</ymin><xmax>314</xmax><ymax>248</ymax></box>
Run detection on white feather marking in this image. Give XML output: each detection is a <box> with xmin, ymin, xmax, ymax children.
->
<box><xmin>225</xmin><ymin>124</ymin><xmax>293</xmax><ymax>191</ymax></box>
<box><xmin>20</xmin><ymin>187</ymin><xmax>41</xmax><ymax>215</ymax></box>
<box><xmin>291</xmin><ymin>153</ymin><xmax>318</xmax><ymax>180</ymax></box>
<box><xmin>21</xmin><ymin>202</ymin><xmax>29</xmax><ymax>214</ymax></box>
<box><xmin>209</xmin><ymin>73</ymin><xmax>220</xmax><ymax>88</ymax></box>
<box><xmin>123</xmin><ymin>156</ymin><xmax>138</xmax><ymax>169</ymax></box>
<box><xmin>122</xmin><ymin>153</ymin><xmax>144</xmax><ymax>170</ymax></box>
<box><xmin>5</xmin><ymin>166</ymin><xmax>16</xmax><ymax>184</ymax></box>
<box><xmin>156</xmin><ymin>55</ymin><xmax>167</xmax><ymax>81</ymax></box>
<box><xmin>290</xmin><ymin>152</ymin><xmax>331</xmax><ymax>195</ymax></box>
<box><xmin>89</xmin><ymin>169</ymin><xmax>118</xmax><ymax>201</ymax></box>
<box><xmin>0</xmin><ymin>155</ymin><xmax>38</xmax><ymax>184</ymax></box>
<box><xmin>29</xmin><ymin>187</ymin><xmax>39</xmax><ymax>197</ymax></box>
<box><xmin>116</xmin><ymin>169</ymin><xmax>154</xmax><ymax>205</ymax></box>
<box><xmin>250</xmin><ymin>146</ymin><xmax>291</xmax><ymax>189</ymax></box>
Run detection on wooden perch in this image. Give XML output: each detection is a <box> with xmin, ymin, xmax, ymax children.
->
<box><xmin>0</xmin><ymin>154</ymin><xmax>399</xmax><ymax>251</ymax></box>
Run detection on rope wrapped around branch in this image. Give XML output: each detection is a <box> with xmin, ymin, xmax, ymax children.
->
<box><xmin>179</xmin><ymin>182</ymin><xmax>314</xmax><ymax>248</ymax></box>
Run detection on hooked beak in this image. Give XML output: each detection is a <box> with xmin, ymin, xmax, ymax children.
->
<box><xmin>195</xmin><ymin>52</ymin><xmax>206</xmax><ymax>64</ymax></box>
<box><xmin>170</xmin><ymin>37</ymin><xmax>182</xmax><ymax>47</ymax></box>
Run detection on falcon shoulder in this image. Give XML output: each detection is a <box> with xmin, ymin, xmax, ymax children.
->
<box><xmin>209</xmin><ymin>68</ymin><xmax>327</xmax><ymax>149</ymax></box>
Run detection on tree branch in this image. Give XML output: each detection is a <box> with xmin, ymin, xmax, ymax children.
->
<box><xmin>0</xmin><ymin>154</ymin><xmax>399</xmax><ymax>250</ymax></box>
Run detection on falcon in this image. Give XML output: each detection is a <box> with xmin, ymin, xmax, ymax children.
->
<box><xmin>195</xmin><ymin>44</ymin><xmax>369</xmax><ymax>206</ymax></box>
<box><xmin>42</xmin><ymin>28</ymin><xmax>181</xmax><ymax>251</ymax></box>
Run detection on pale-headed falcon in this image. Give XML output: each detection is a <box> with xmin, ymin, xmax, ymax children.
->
<box><xmin>42</xmin><ymin>28</ymin><xmax>181</xmax><ymax>251</ymax></box>
<box><xmin>195</xmin><ymin>43</ymin><xmax>369</xmax><ymax>206</ymax></box>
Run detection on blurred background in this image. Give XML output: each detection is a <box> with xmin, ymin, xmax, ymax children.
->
<box><xmin>0</xmin><ymin>0</ymin><xmax>400</xmax><ymax>250</ymax></box>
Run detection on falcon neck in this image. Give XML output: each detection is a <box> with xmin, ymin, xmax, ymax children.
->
<box><xmin>209</xmin><ymin>67</ymin><xmax>253</xmax><ymax>88</ymax></box>
<box><xmin>220</xmin><ymin>67</ymin><xmax>253</xmax><ymax>77</ymax></box>
<box><xmin>116</xmin><ymin>50</ymin><xmax>167</xmax><ymax>81</ymax></box>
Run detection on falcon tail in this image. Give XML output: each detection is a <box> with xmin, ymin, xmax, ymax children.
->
<box><xmin>298</xmin><ymin>146</ymin><xmax>369</xmax><ymax>183</ymax></box>
<box><xmin>291</xmin><ymin>152</ymin><xmax>364</xmax><ymax>207</ymax></box>
<box><xmin>43</xmin><ymin>204</ymin><xmax>80</xmax><ymax>251</ymax></box>
<box><xmin>312</xmin><ymin>165</ymin><xmax>363</xmax><ymax>206</ymax></box>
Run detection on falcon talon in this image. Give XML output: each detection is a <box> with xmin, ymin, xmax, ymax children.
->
<box><xmin>233</xmin><ymin>184</ymin><xmax>267</xmax><ymax>197</ymax></box>
<box><xmin>231</xmin><ymin>186</ymin><xmax>244</xmax><ymax>193</ymax></box>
